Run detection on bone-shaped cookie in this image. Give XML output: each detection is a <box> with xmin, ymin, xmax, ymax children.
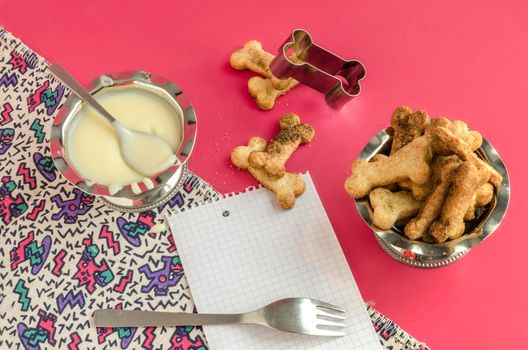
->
<box><xmin>431</xmin><ymin>117</ymin><xmax>483</xmax><ymax>151</ymax></box>
<box><xmin>368</xmin><ymin>154</ymin><xmax>399</xmax><ymax>192</ymax></box>
<box><xmin>390</xmin><ymin>106</ymin><xmax>430</xmax><ymax>154</ymax></box>
<box><xmin>230</xmin><ymin>40</ymin><xmax>295</xmax><ymax>90</ymax></box>
<box><xmin>248</xmin><ymin>113</ymin><xmax>315</xmax><ymax>178</ymax></box>
<box><xmin>404</xmin><ymin>156</ymin><xmax>462</xmax><ymax>240</ymax></box>
<box><xmin>464</xmin><ymin>182</ymin><xmax>494</xmax><ymax>221</ymax></box>
<box><xmin>231</xmin><ymin>137</ymin><xmax>305</xmax><ymax>209</ymax></box>
<box><xmin>425</xmin><ymin>125</ymin><xmax>474</xmax><ymax>161</ymax></box>
<box><xmin>369</xmin><ymin>188</ymin><xmax>423</xmax><ymax>230</ymax></box>
<box><xmin>429</xmin><ymin>158</ymin><xmax>491</xmax><ymax>242</ymax></box>
<box><xmin>248</xmin><ymin>76</ymin><xmax>299</xmax><ymax>110</ymax></box>
<box><xmin>345</xmin><ymin>136</ymin><xmax>433</xmax><ymax>198</ymax></box>
<box><xmin>472</xmin><ymin>153</ymin><xmax>502</xmax><ymax>189</ymax></box>
<box><xmin>426</xmin><ymin>125</ymin><xmax>502</xmax><ymax>189</ymax></box>
<box><xmin>390</xmin><ymin>106</ymin><xmax>433</xmax><ymax>199</ymax></box>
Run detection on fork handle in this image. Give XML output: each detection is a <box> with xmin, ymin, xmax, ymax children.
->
<box><xmin>94</xmin><ymin>309</ymin><xmax>246</xmax><ymax>327</ymax></box>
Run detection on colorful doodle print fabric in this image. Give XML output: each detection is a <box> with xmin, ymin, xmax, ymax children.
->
<box><xmin>0</xmin><ymin>28</ymin><xmax>429</xmax><ymax>350</ymax></box>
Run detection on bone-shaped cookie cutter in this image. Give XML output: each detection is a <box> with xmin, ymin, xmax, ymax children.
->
<box><xmin>270</xmin><ymin>29</ymin><xmax>366</xmax><ymax>109</ymax></box>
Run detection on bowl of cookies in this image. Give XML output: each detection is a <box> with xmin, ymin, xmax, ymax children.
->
<box><xmin>345</xmin><ymin>106</ymin><xmax>510</xmax><ymax>268</ymax></box>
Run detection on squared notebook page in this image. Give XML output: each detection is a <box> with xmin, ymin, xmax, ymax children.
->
<box><xmin>168</xmin><ymin>173</ymin><xmax>382</xmax><ymax>350</ymax></box>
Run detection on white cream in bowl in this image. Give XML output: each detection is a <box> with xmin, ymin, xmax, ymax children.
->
<box><xmin>66</xmin><ymin>87</ymin><xmax>182</xmax><ymax>194</ymax></box>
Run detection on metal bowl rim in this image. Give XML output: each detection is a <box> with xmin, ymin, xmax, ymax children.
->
<box><xmin>49</xmin><ymin>70</ymin><xmax>197</xmax><ymax>198</ymax></box>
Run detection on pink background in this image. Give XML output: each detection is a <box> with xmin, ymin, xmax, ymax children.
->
<box><xmin>2</xmin><ymin>0</ymin><xmax>527</xmax><ymax>348</ymax></box>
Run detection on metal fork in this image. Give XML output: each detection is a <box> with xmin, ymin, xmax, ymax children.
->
<box><xmin>94</xmin><ymin>297</ymin><xmax>347</xmax><ymax>336</ymax></box>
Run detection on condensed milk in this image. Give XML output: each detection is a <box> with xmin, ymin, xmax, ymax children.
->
<box><xmin>66</xmin><ymin>87</ymin><xmax>182</xmax><ymax>192</ymax></box>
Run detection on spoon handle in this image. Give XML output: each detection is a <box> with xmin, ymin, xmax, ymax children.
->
<box><xmin>48</xmin><ymin>62</ymin><xmax>117</xmax><ymax>125</ymax></box>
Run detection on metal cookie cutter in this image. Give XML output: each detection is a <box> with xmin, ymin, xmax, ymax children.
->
<box><xmin>270</xmin><ymin>29</ymin><xmax>366</xmax><ymax>109</ymax></box>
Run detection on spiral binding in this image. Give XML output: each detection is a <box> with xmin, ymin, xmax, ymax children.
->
<box><xmin>186</xmin><ymin>184</ymin><xmax>263</xmax><ymax>211</ymax></box>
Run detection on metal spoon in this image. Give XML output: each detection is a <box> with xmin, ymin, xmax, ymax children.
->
<box><xmin>48</xmin><ymin>63</ymin><xmax>175</xmax><ymax>177</ymax></box>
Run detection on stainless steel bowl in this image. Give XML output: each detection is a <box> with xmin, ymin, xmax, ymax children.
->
<box><xmin>354</xmin><ymin>129</ymin><xmax>510</xmax><ymax>268</ymax></box>
<box><xmin>50</xmin><ymin>71</ymin><xmax>197</xmax><ymax>212</ymax></box>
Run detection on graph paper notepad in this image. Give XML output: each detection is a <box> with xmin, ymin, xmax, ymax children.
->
<box><xmin>168</xmin><ymin>173</ymin><xmax>382</xmax><ymax>350</ymax></box>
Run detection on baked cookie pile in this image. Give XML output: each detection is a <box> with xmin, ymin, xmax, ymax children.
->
<box><xmin>231</xmin><ymin>113</ymin><xmax>315</xmax><ymax>209</ymax></box>
<box><xmin>345</xmin><ymin>106</ymin><xmax>503</xmax><ymax>243</ymax></box>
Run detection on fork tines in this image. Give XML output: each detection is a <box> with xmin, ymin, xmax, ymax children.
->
<box><xmin>313</xmin><ymin>301</ymin><xmax>347</xmax><ymax>336</ymax></box>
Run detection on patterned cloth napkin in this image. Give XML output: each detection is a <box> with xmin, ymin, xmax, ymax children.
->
<box><xmin>0</xmin><ymin>28</ymin><xmax>429</xmax><ymax>350</ymax></box>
